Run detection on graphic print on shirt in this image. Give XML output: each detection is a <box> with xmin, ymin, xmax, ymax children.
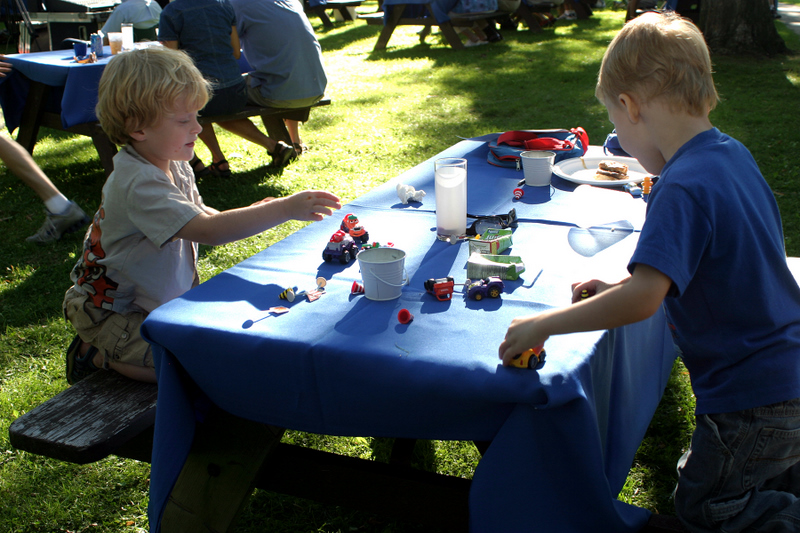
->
<box><xmin>74</xmin><ymin>206</ymin><xmax>118</xmax><ymax>310</ymax></box>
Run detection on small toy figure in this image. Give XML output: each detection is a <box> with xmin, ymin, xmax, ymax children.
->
<box><xmin>323</xmin><ymin>230</ymin><xmax>358</xmax><ymax>264</ymax></box>
<box><xmin>340</xmin><ymin>213</ymin><xmax>369</xmax><ymax>244</ymax></box>
<box><xmin>511</xmin><ymin>345</ymin><xmax>546</xmax><ymax>369</ymax></box>
<box><xmin>397</xmin><ymin>308</ymin><xmax>414</xmax><ymax>324</ymax></box>
<box><xmin>642</xmin><ymin>175</ymin><xmax>653</xmax><ymax>202</ymax></box>
<box><xmin>424</xmin><ymin>276</ymin><xmax>456</xmax><ymax>301</ymax></box>
<box><xmin>581</xmin><ymin>289</ymin><xmax>590</xmax><ymax>300</ymax></box>
<box><xmin>467</xmin><ymin>277</ymin><xmax>504</xmax><ymax>301</ymax></box>
<box><xmin>351</xmin><ymin>281</ymin><xmax>365</xmax><ymax>294</ymax></box>
<box><xmin>279</xmin><ymin>286</ymin><xmax>298</xmax><ymax>301</ymax></box>
<box><xmin>396</xmin><ymin>183</ymin><xmax>426</xmax><ymax>204</ymax></box>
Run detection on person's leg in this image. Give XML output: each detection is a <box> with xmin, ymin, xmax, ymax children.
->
<box><xmin>675</xmin><ymin>401</ymin><xmax>800</xmax><ymax>532</ymax></box>
<box><xmin>197</xmin><ymin>125</ymin><xmax>230</xmax><ymax>175</ymax></box>
<box><xmin>0</xmin><ymin>134</ymin><xmax>90</xmax><ymax>242</ymax></box>
<box><xmin>64</xmin><ymin>288</ymin><xmax>157</xmax><ymax>384</ymax></box>
<box><xmin>0</xmin><ymin>134</ymin><xmax>62</xmax><ymax>203</ymax></box>
<box><xmin>215</xmin><ymin>118</ymin><xmax>278</xmax><ymax>152</ymax></box>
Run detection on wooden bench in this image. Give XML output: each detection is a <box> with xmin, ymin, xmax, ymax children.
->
<box><xmin>21</xmin><ymin>86</ymin><xmax>330</xmax><ymax>177</ymax></box>
<box><xmin>304</xmin><ymin>0</ymin><xmax>364</xmax><ymax>28</ymax></box>
<box><xmin>9</xmin><ymin>368</ymin><xmax>689</xmax><ymax>532</ymax></box>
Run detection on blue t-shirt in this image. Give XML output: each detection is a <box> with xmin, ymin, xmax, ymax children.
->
<box><xmin>229</xmin><ymin>0</ymin><xmax>327</xmax><ymax>102</ymax></box>
<box><xmin>158</xmin><ymin>0</ymin><xmax>242</xmax><ymax>90</ymax></box>
<box><xmin>630</xmin><ymin>128</ymin><xmax>800</xmax><ymax>415</ymax></box>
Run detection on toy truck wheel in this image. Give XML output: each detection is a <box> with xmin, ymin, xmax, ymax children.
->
<box><xmin>361</xmin><ymin>232</ymin><xmax>369</xmax><ymax>244</ymax></box>
<box><xmin>340</xmin><ymin>250</ymin><xmax>351</xmax><ymax>264</ymax></box>
<box><xmin>488</xmin><ymin>287</ymin><xmax>501</xmax><ymax>298</ymax></box>
<box><xmin>323</xmin><ymin>252</ymin><xmax>332</xmax><ymax>262</ymax></box>
<box><xmin>473</xmin><ymin>292</ymin><xmax>483</xmax><ymax>301</ymax></box>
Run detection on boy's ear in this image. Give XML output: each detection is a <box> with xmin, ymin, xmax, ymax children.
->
<box><xmin>617</xmin><ymin>93</ymin><xmax>641</xmax><ymax>123</ymax></box>
<box><xmin>129</xmin><ymin>129</ymin><xmax>147</xmax><ymax>142</ymax></box>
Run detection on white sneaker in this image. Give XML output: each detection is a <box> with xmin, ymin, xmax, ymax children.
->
<box><xmin>464</xmin><ymin>39</ymin><xmax>488</xmax><ymax>47</ymax></box>
<box><xmin>26</xmin><ymin>201</ymin><xmax>90</xmax><ymax>244</ymax></box>
<box><xmin>557</xmin><ymin>10</ymin><xmax>577</xmax><ymax>20</ymax></box>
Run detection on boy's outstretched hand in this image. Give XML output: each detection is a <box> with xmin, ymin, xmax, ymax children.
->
<box><xmin>498</xmin><ymin>313</ymin><xmax>550</xmax><ymax>367</ymax></box>
<box><xmin>285</xmin><ymin>190</ymin><xmax>341</xmax><ymax>221</ymax></box>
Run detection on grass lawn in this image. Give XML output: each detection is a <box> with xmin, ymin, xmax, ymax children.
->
<box><xmin>1</xmin><ymin>4</ymin><xmax>799</xmax><ymax>531</ymax></box>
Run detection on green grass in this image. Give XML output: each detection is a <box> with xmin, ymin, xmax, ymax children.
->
<box><xmin>1</xmin><ymin>5</ymin><xmax>799</xmax><ymax>531</ymax></box>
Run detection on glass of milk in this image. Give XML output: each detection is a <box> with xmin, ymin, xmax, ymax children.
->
<box><xmin>434</xmin><ymin>158</ymin><xmax>467</xmax><ymax>241</ymax></box>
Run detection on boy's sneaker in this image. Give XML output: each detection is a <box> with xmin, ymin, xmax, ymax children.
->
<box><xmin>557</xmin><ymin>10</ymin><xmax>577</xmax><ymax>20</ymax></box>
<box><xmin>26</xmin><ymin>201</ymin><xmax>90</xmax><ymax>244</ymax></box>
<box><xmin>65</xmin><ymin>335</ymin><xmax>100</xmax><ymax>385</ymax></box>
<box><xmin>270</xmin><ymin>141</ymin><xmax>297</xmax><ymax>168</ymax></box>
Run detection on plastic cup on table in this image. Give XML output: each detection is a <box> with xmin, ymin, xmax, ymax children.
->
<box><xmin>108</xmin><ymin>32</ymin><xmax>123</xmax><ymax>55</ymax></box>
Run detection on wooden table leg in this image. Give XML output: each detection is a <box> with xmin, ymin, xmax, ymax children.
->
<box><xmin>375</xmin><ymin>4</ymin><xmax>404</xmax><ymax>50</ymax></box>
<box><xmin>160</xmin><ymin>406</ymin><xmax>285</xmax><ymax>533</ymax></box>
<box><xmin>439</xmin><ymin>21</ymin><xmax>465</xmax><ymax>49</ymax></box>
<box><xmin>90</xmin><ymin>131</ymin><xmax>117</xmax><ymax>177</ymax></box>
<box><xmin>16</xmin><ymin>80</ymin><xmax>48</xmax><ymax>154</ymax></box>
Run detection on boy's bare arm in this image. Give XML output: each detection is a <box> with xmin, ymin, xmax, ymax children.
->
<box><xmin>498</xmin><ymin>264</ymin><xmax>672</xmax><ymax>366</ymax></box>
<box><xmin>175</xmin><ymin>190</ymin><xmax>341</xmax><ymax>246</ymax></box>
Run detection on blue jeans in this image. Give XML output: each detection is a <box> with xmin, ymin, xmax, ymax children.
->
<box><xmin>675</xmin><ymin>398</ymin><xmax>800</xmax><ymax>532</ymax></box>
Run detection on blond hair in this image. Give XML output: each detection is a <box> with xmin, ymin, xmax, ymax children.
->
<box><xmin>96</xmin><ymin>46</ymin><xmax>210</xmax><ymax>146</ymax></box>
<box><xmin>596</xmin><ymin>11</ymin><xmax>718</xmax><ymax>117</ymax></box>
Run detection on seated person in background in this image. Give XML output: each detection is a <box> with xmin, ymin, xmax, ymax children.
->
<box><xmin>159</xmin><ymin>0</ymin><xmax>297</xmax><ymax>176</ymax></box>
<box><xmin>230</xmin><ymin>0</ymin><xmax>327</xmax><ymax>156</ymax></box>
<box><xmin>101</xmin><ymin>0</ymin><xmax>162</xmax><ymax>41</ymax></box>
<box><xmin>499</xmin><ymin>12</ymin><xmax>800</xmax><ymax>532</ymax></box>
<box><xmin>64</xmin><ymin>47</ymin><xmax>341</xmax><ymax>384</ymax></box>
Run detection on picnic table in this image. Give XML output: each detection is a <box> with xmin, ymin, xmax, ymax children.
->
<box><xmin>141</xmin><ymin>137</ymin><xmax>676</xmax><ymax>532</ymax></box>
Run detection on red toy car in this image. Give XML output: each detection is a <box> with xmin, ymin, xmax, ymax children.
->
<box><xmin>323</xmin><ymin>230</ymin><xmax>358</xmax><ymax>264</ymax></box>
<box><xmin>424</xmin><ymin>277</ymin><xmax>455</xmax><ymax>301</ymax></box>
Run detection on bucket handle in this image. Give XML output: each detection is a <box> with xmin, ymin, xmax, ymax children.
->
<box><xmin>370</xmin><ymin>267</ymin><xmax>409</xmax><ymax>288</ymax></box>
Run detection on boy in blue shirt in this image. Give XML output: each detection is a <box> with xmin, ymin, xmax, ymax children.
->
<box><xmin>499</xmin><ymin>12</ymin><xmax>800</xmax><ymax>531</ymax></box>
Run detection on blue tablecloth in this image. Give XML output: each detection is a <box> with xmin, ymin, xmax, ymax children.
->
<box><xmin>0</xmin><ymin>48</ymin><xmax>113</xmax><ymax>132</ymax></box>
<box><xmin>0</xmin><ymin>49</ymin><xmax>253</xmax><ymax>132</ymax></box>
<box><xmin>142</xmin><ymin>140</ymin><xmax>674</xmax><ymax>532</ymax></box>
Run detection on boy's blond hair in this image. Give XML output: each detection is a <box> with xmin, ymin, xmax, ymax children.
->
<box><xmin>96</xmin><ymin>46</ymin><xmax>210</xmax><ymax>146</ymax></box>
<box><xmin>596</xmin><ymin>11</ymin><xmax>718</xmax><ymax>117</ymax></box>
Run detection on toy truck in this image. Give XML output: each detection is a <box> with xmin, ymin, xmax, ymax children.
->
<box><xmin>424</xmin><ymin>277</ymin><xmax>456</xmax><ymax>301</ymax></box>
<box><xmin>340</xmin><ymin>213</ymin><xmax>369</xmax><ymax>244</ymax></box>
<box><xmin>322</xmin><ymin>230</ymin><xmax>358</xmax><ymax>264</ymax></box>
<box><xmin>466</xmin><ymin>277</ymin><xmax>504</xmax><ymax>301</ymax></box>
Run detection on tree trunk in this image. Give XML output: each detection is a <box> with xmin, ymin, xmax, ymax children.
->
<box><xmin>699</xmin><ymin>0</ymin><xmax>789</xmax><ymax>56</ymax></box>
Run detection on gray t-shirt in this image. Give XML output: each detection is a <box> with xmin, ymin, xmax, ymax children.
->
<box><xmin>70</xmin><ymin>146</ymin><xmax>205</xmax><ymax>314</ymax></box>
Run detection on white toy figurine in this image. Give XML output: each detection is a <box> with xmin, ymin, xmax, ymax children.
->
<box><xmin>396</xmin><ymin>183</ymin><xmax>426</xmax><ymax>204</ymax></box>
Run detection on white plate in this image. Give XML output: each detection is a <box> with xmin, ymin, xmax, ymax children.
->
<box><xmin>552</xmin><ymin>156</ymin><xmax>649</xmax><ymax>186</ymax></box>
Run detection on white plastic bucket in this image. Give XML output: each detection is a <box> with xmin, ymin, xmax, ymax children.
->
<box><xmin>357</xmin><ymin>248</ymin><xmax>408</xmax><ymax>301</ymax></box>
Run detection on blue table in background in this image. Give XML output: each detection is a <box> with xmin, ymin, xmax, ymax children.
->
<box><xmin>143</xmin><ymin>139</ymin><xmax>675</xmax><ymax>532</ymax></box>
<box><xmin>0</xmin><ymin>48</ymin><xmax>252</xmax><ymax>175</ymax></box>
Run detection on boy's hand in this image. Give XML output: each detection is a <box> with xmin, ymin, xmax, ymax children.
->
<box><xmin>570</xmin><ymin>279</ymin><xmax>616</xmax><ymax>303</ymax></box>
<box><xmin>498</xmin><ymin>313</ymin><xmax>550</xmax><ymax>367</ymax></box>
<box><xmin>286</xmin><ymin>190</ymin><xmax>341</xmax><ymax>221</ymax></box>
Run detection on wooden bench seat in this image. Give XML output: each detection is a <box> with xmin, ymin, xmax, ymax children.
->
<box><xmin>8</xmin><ymin>367</ymin><xmax>689</xmax><ymax>532</ymax></box>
